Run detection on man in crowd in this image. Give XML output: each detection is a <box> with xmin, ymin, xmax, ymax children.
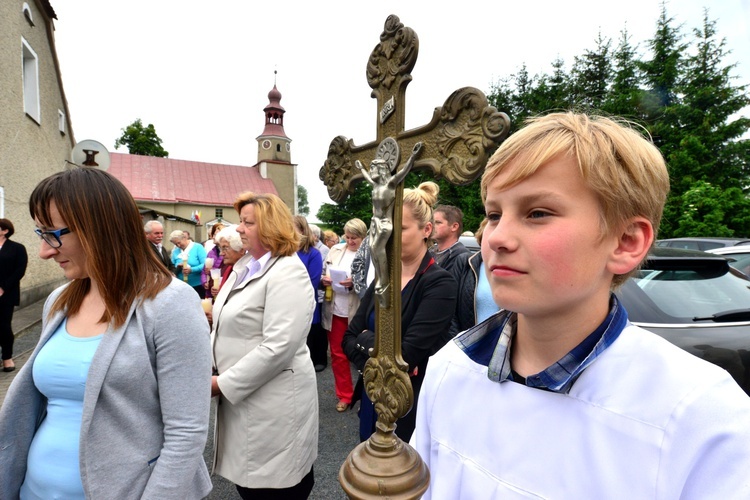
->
<box><xmin>145</xmin><ymin>220</ymin><xmax>175</xmax><ymax>274</ymax></box>
<box><xmin>432</xmin><ymin>205</ymin><xmax>469</xmax><ymax>274</ymax></box>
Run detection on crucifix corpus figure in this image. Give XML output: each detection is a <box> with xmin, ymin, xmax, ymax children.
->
<box><xmin>357</xmin><ymin>139</ymin><xmax>422</xmax><ymax>309</ymax></box>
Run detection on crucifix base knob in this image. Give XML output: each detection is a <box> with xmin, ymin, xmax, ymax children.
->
<box><xmin>339</xmin><ymin>430</ymin><xmax>429</xmax><ymax>499</ymax></box>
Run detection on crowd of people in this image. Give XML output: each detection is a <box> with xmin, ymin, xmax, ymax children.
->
<box><xmin>1</xmin><ymin>111</ymin><xmax>750</xmax><ymax>498</ymax></box>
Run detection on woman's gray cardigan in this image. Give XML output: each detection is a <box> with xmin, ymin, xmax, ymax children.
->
<box><xmin>0</xmin><ymin>279</ymin><xmax>213</xmax><ymax>499</ymax></box>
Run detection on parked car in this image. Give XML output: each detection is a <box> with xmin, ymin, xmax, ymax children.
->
<box><xmin>655</xmin><ymin>237</ymin><xmax>750</xmax><ymax>251</ymax></box>
<box><xmin>707</xmin><ymin>246</ymin><xmax>750</xmax><ymax>276</ymax></box>
<box><xmin>615</xmin><ymin>247</ymin><xmax>750</xmax><ymax>396</ymax></box>
<box><xmin>459</xmin><ymin>234</ymin><xmax>480</xmax><ymax>253</ymax></box>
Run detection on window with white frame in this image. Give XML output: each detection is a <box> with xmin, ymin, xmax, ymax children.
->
<box><xmin>58</xmin><ymin>109</ymin><xmax>66</xmax><ymax>134</ymax></box>
<box><xmin>22</xmin><ymin>38</ymin><xmax>40</xmax><ymax>123</ymax></box>
<box><xmin>0</xmin><ymin>187</ymin><xmax>5</xmax><ymax>218</ymax></box>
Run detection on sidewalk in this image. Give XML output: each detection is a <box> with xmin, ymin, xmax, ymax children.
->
<box><xmin>0</xmin><ymin>299</ymin><xmax>45</xmax><ymax>403</ymax></box>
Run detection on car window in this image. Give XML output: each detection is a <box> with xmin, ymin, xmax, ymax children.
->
<box><xmin>663</xmin><ymin>241</ymin><xmax>700</xmax><ymax>250</ymax></box>
<box><xmin>633</xmin><ymin>266</ymin><xmax>750</xmax><ymax>319</ymax></box>
<box><xmin>728</xmin><ymin>255</ymin><xmax>750</xmax><ymax>276</ymax></box>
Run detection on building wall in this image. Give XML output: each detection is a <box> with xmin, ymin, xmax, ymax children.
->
<box><xmin>137</xmin><ymin>201</ymin><xmax>240</xmax><ymax>244</ymax></box>
<box><xmin>0</xmin><ymin>0</ymin><xmax>75</xmax><ymax>306</ymax></box>
<box><xmin>261</xmin><ymin>161</ymin><xmax>297</xmax><ymax>214</ymax></box>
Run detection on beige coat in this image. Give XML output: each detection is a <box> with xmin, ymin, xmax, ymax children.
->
<box><xmin>211</xmin><ymin>253</ymin><xmax>317</xmax><ymax>489</ymax></box>
<box><xmin>321</xmin><ymin>243</ymin><xmax>361</xmax><ymax>330</ymax></box>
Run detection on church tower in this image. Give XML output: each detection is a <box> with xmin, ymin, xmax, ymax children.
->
<box><xmin>255</xmin><ymin>72</ymin><xmax>297</xmax><ymax>212</ymax></box>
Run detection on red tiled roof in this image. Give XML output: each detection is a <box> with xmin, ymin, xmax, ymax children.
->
<box><xmin>109</xmin><ymin>152</ymin><xmax>278</xmax><ymax>206</ymax></box>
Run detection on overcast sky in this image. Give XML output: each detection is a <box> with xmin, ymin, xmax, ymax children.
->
<box><xmin>52</xmin><ymin>0</ymin><xmax>750</xmax><ymax>219</ymax></box>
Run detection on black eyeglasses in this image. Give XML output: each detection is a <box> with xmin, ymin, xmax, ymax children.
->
<box><xmin>35</xmin><ymin>227</ymin><xmax>71</xmax><ymax>248</ymax></box>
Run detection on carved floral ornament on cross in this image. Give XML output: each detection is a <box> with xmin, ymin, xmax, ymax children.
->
<box><xmin>319</xmin><ymin>15</ymin><xmax>510</xmax><ymax>203</ymax></box>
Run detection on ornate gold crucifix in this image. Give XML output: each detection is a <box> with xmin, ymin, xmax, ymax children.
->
<box><xmin>319</xmin><ymin>14</ymin><xmax>510</xmax><ymax>498</ymax></box>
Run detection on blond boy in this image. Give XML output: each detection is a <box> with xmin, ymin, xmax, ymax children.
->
<box><xmin>412</xmin><ymin>112</ymin><xmax>750</xmax><ymax>498</ymax></box>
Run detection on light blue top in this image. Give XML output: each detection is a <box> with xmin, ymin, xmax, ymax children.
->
<box><xmin>20</xmin><ymin>319</ymin><xmax>102</xmax><ymax>500</ymax></box>
<box><xmin>475</xmin><ymin>262</ymin><xmax>499</xmax><ymax>323</ymax></box>
<box><xmin>171</xmin><ymin>242</ymin><xmax>207</xmax><ymax>287</ymax></box>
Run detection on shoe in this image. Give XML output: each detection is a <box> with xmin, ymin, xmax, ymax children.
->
<box><xmin>336</xmin><ymin>401</ymin><xmax>351</xmax><ymax>412</ymax></box>
<box><xmin>2</xmin><ymin>361</ymin><xmax>15</xmax><ymax>372</ymax></box>
<box><xmin>314</xmin><ymin>364</ymin><xmax>326</xmax><ymax>373</ymax></box>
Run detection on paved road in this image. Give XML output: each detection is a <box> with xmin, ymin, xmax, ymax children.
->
<box><xmin>2</xmin><ymin>325</ymin><xmax>361</xmax><ymax>498</ymax></box>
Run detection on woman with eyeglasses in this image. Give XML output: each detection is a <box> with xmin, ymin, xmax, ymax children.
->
<box><xmin>0</xmin><ymin>168</ymin><xmax>213</xmax><ymax>499</ymax></box>
<box><xmin>0</xmin><ymin>219</ymin><xmax>28</xmax><ymax>373</ymax></box>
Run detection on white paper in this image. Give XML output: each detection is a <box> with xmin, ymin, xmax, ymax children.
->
<box><xmin>329</xmin><ymin>266</ymin><xmax>349</xmax><ymax>294</ymax></box>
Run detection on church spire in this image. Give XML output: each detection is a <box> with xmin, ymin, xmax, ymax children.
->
<box><xmin>260</xmin><ymin>71</ymin><xmax>288</xmax><ymax>139</ymax></box>
<box><xmin>256</xmin><ymin>71</ymin><xmax>291</xmax><ymax>163</ymax></box>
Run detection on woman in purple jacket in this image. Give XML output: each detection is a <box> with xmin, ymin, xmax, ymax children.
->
<box><xmin>294</xmin><ymin>216</ymin><xmax>326</xmax><ymax>371</ymax></box>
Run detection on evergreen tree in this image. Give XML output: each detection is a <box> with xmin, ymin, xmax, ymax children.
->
<box><xmin>638</xmin><ymin>3</ymin><xmax>688</xmax><ymax>156</ymax></box>
<box><xmin>604</xmin><ymin>27</ymin><xmax>646</xmax><ymax>119</ymax></box>
<box><xmin>675</xmin><ymin>11</ymin><xmax>750</xmax><ymax>189</ymax></box>
<box><xmin>570</xmin><ymin>32</ymin><xmax>613</xmax><ymax>111</ymax></box>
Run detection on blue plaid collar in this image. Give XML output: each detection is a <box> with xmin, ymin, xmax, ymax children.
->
<box><xmin>454</xmin><ymin>294</ymin><xmax>628</xmax><ymax>393</ymax></box>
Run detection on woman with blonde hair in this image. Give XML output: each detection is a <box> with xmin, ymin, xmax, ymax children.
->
<box><xmin>211</xmin><ymin>193</ymin><xmax>317</xmax><ymax>498</ymax></box>
<box><xmin>323</xmin><ymin>229</ymin><xmax>339</xmax><ymax>248</ymax></box>
<box><xmin>293</xmin><ymin>216</ymin><xmax>327</xmax><ymax>372</ymax></box>
<box><xmin>0</xmin><ymin>168</ymin><xmax>212</xmax><ymax>498</ymax></box>
<box><xmin>343</xmin><ymin>181</ymin><xmax>457</xmax><ymax>441</ymax></box>
<box><xmin>322</xmin><ymin>218</ymin><xmax>367</xmax><ymax>412</ymax></box>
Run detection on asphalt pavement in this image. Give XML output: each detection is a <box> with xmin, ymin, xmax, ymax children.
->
<box><xmin>1</xmin><ymin>300</ymin><xmax>362</xmax><ymax>499</ymax></box>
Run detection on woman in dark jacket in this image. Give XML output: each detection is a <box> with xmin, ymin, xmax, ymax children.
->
<box><xmin>343</xmin><ymin>182</ymin><xmax>457</xmax><ymax>442</ymax></box>
<box><xmin>0</xmin><ymin>219</ymin><xmax>28</xmax><ymax>372</ymax></box>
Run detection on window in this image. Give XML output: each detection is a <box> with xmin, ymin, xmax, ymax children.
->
<box><xmin>0</xmin><ymin>187</ymin><xmax>4</xmax><ymax>217</ymax></box>
<box><xmin>22</xmin><ymin>3</ymin><xmax>34</xmax><ymax>26</ymax></box>
<box><xmin>215</xmin><ymin>208</ymin><xmax>223</xmax><ymax>219</ymax></box>
<box><xmin>58</xmin><ymin>109</ymin><xmax>66</xmax><ymax>134</ymax></box>
<box><xmin>22</xmin><ymin>38</ymin><xmax>40</xmax><ymax>123</ymax></box>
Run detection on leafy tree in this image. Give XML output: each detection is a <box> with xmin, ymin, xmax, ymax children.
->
<box><xmin>114</xmin><ymin>119</ymin><xmax>169</xmax><ymax>157</ymax></box>
<box><xmin>316</xmin><ymin>181</ymin><xmax>373</xmax><ymax>232</ymax></box>
<box><xmin>297</xmin><ymin>185</ymin><xmax>310</xmax><ymax>216</ymax></box>
<box><xmin>671</xmin><ymin>181</ymin><xmax>750</xmax><ymax>237</ymax></box>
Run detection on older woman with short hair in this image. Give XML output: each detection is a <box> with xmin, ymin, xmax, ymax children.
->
<box><xmin>211</xmin><ymin>192</ymin><xmax>318</xmax><ymax>499</ymax></box>
<box><xmin>210</xmin><ymin>225</ymin><xmax>244</xmax><ymax>295</ymax></box>
<box><xmin>169</xmin><ymin>230</ymin><xmax>207</xmax><ymax>297</ymax></box>
<box><xmin>321</xmin><ymin>218</ymin><xmax>367</xmax><ymax>412</ymax></box>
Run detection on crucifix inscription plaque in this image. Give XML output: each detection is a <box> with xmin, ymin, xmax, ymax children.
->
<box><xmin>319</xmin><ymin>14</ymin><xmax>510</xmax><ymax>498</ymax></box>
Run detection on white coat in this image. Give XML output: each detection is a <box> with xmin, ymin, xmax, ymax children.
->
<box><xmin>211</xmin><ymin>253</ymin><xmax>318</xmax><ymax>489</ymax></box>
<box><xmin>321</xmin><ymin>243</ymin><xmax>360</xmax><ymax>330</ymax></box>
